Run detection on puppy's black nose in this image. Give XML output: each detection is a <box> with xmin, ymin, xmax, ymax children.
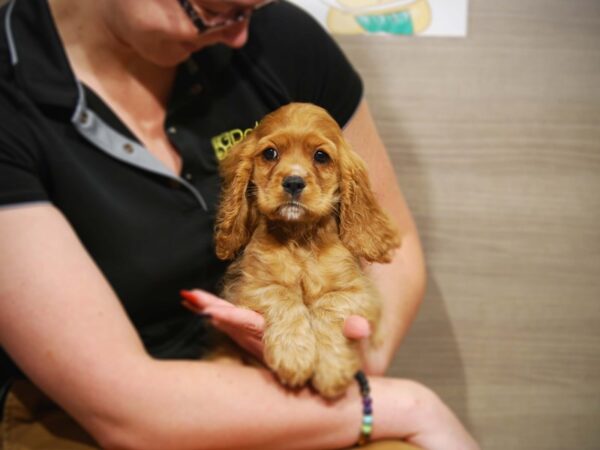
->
<box><xmin>282</xmin><ymin>176</ymin><xmax>306</xmax><ymax>196</ymax></box>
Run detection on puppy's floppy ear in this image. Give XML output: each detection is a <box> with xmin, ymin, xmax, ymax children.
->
<box><xmin>338</xmin><ymin>140</ymin><xmax>400</xmax><ymax>263</ymax></box>
<box><xmin>214</xmin><ymin>134</ymin><xmax>258</xmax><ymax>260</ymax></box>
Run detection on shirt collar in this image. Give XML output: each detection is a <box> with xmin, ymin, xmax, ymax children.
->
<box><xmin>4</xmin><ymin>0</ymin><xmax>79</xmax><ymax>110</ymax></box>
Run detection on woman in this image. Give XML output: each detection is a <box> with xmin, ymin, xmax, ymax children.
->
<box><xmin>0</xmin><ymin>0</ymin><xmax>478</xmax><ymax>448</ymax></box>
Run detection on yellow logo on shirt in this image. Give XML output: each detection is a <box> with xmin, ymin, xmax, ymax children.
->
<box><xmin>212</xmin><ymin>122</ymin><xmax>259</xmax><ymax>161</ymax></box>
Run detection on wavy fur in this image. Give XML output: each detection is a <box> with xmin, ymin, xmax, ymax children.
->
<box><xmin>214</xmin><ymin>103</ymin><xmax>400</xmax><ymax>398</ymax></box>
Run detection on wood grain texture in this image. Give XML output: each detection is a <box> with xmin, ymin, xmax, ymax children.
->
<box><xmin>335</xmin><ymin>1</ymin><xmax>600</xmax><ymax>449</ymax></box>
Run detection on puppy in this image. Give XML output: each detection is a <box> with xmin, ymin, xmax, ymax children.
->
<box><xmin>215</xmin><ymin>103</ymin><xmax>400</xmax><ymax>398</ymax></box>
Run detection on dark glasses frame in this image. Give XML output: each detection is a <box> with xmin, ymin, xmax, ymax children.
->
<box><xmin>177</xmin><ymin>0</ymin><xmax>277</xmax><ymax>34</ymax></box>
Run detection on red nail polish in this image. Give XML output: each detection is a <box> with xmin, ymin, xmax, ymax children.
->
<box><xmin>180</xmin><ymin>290</ymin><xmax>197</xmax><ymax>302</ymax></box>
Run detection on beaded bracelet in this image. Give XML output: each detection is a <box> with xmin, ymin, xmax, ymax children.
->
<box><xmin>355</xmin><ymin>370</ymin><xmax>373</xmax><ymax>446</ymax></box>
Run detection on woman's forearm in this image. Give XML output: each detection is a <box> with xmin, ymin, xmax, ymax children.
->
<box><xmin>91</xmin><ymin>359</ymin><xmax>426</xmax><ymax>450</ymax></box>
<box><xmin>94</xmin><ymin>358</ymin><xmax>359</xmax><ymax>449</ymax></box>
<box><xmin>342</xmin><ymin>100</ymin><xmax>427</xmax><ymax>374</ymax></box>
<box><xmin>365</xmin><ymin>227</ymin><xmax>427</xmax><ymax>375</ymax></box>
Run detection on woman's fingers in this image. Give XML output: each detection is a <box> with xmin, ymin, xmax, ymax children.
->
<box><xmin>180</xmin><ymin>289</ymin><xmax>264</xmax><ymax>336</ymax></box>
<box><xmin>182</xmin><ymin>291</ymin><xmax>374</xmax><ymax>366</ymax></box>
<box><xmin>344</xmin><ymin>315</ymin><xmax>374</xmax><ymax>373</ymax></box>
<box><xmin>180</xmin><ymin>299</ymin><xmax>208</xmax><ymax>316</ymax></box>
<box><xmin>180</xmin><ymin>289</ymin><xmax>235</xmax><ymax>310</ymax></box>
<box><xmin>212</xmin><ymin>321</ymin><xmax>265</xmax><ymax>361</ymax></box>
<box><xmin>181</xmin><ymin>291</ymin><xmax>266</xmax><ymax>360</ymax></box>
<box><xmin>204</xmin><ymin>305</ymin><xmax>265</xmax><ymax>337</ymax></box>
<box><xmin>180</xmin><ymin>290</ymin><xmax>264</xmax><ymax>335</ymax></box>
<box><xmin>343</xmin><ymin>315</ymin><xmax>371</xmax><ymax>340</ymax></box>
<box><xmin>183</xmin><ymin>291</ymin><xmax>366</xmax><ymax>342</ymax></box>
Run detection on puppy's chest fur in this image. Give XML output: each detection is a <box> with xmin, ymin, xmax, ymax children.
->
<box><xmin>218</xmin><ymin>219</ymin><xmax>382</xmax><ymax>397</ymax></box>
<box><xmin>222</xmin><ymin>222</ymin><xmax>372</xmax><ymax>310</ymax></box>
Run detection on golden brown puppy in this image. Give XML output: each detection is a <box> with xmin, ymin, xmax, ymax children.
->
<box><xmin>215</xmin><ymin>103</ymin><xmax>400</xmax><ymax>398</ymax></box>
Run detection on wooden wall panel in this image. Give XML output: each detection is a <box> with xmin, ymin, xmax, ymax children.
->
<box><xmin>335</xmin><ymin>1</ymin><xmax>600</xmax><ymax>448</ymax></box>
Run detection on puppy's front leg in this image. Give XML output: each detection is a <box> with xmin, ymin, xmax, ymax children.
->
<box><xmin>252</xmin><ymin>286</ymin><xmax>317</xmax><ymax>388</ymax></box>
<box><xmin>310</xmin><ymin>293</ymin><xmax>363</xmax><ymax>399</ymax></box>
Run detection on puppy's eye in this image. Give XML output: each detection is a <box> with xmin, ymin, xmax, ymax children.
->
<box><xmin>314</xmin><ymin>149</ymin><xmax>331</xmax><ymax>164</ymax></box>
<box><xmin>262</xmin><ymin>147</ymin><xmax>279</xmax><ymax>161</ymax></box>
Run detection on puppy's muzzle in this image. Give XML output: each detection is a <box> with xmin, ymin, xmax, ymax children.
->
<box><xmin>282</xmin><ymin>176</ymin><xmax>306</xmax><ymax>198</ymax></box>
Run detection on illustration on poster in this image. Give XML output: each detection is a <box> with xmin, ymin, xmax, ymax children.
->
<box><xmin>321</xmin><ymin>0</ymin><xmax>432</xmax><ymax>35</ymax></box>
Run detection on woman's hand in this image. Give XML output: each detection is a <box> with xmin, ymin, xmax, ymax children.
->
<box><xmin>180</xmin><ymin>289</ymin><xmax>373</xmax><ymax>364</ymax></box>
<box><xmin>180</xmin><ymin>289</ymin><xmax>266</xmax><ymax>360</ymax></box>
<box><xmin>371</xmin><ymin>378</ymin><xmax>481</xmax><ymax>450</ymax></box>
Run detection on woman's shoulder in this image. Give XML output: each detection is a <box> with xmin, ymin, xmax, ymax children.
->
<box><xmin>248</xmin><ymin>2</ymin><xmax>334</xmax><ymax>51</ymax></box>
<box><xmin>240</xmin><ymin>2</ymin><xmax>363</xmax><ymax>127</ymax></box>
<box><xmin>0</xmin><ymin>78</ymin><xmax>47</xmax><ymax>147</ymax></box>
<box><xmin>0</xmin><ymin>79</ymin><xmax>36</xmax><ymax>144</ymax></box>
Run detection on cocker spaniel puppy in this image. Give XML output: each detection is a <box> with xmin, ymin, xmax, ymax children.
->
<box><xmin>215</xmin><ymin>103</ymin><xmax>400</xmax><ymax>398</ymax></box>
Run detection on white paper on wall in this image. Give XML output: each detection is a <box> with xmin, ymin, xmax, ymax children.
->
<box><xmin>287</xmin><ymin>0</ymin><xmax>469</xmax><ymax>37</ymax></box>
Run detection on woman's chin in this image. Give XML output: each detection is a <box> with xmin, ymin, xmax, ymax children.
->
<box><xmin>218</xmin><ymin>21</ymin><xmax>250</xmax><ymax>48</ymax></box>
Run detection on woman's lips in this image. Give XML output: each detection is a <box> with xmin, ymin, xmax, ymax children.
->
<box><xmin>180</xmin><ymin>18</ymin><xmax>249</xmax><ymax>52</ymax></box>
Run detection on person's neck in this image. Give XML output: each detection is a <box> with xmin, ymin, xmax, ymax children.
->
<box><xmin>49</xmin><ymin>0</ymin><xmax>176</xmax><ymax>109</ymax></box>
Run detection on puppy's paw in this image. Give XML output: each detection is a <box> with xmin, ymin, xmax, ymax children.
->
<box><xmin>312</xmin><ymin>354</ymin><xmax>359</xmax><ymax>399</ymax></box>
<box><xmin>264</xmin><ymin>335</ymin><xmax>316</xmax><ymax>388</ymax></box>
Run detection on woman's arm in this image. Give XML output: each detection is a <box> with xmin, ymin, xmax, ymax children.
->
<box><xmin>0</xmin><ymin>204</ymin><xmax>475</xmax><ymax>450</ymax></box>
<box><xmin>343</xmin><ymin>99</ymin><xmax>427</xmax><ymax>375</ymax></box>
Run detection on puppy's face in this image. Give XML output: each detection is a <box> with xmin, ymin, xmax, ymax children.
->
<box><xmin>216</xmin><ymin>102</ymin><xmax>400</xmax><ymax>262</ymax></box>
<box><xmin>249</xmin><ymin>104</ymin><xmax>344</xmax><ymax>222</ymax></box>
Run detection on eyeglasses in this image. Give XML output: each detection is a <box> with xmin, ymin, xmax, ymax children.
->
<box><xmin>178</xmin><ymin>0</ymin><xmax>277</xmax><ymax>34</ymax></box>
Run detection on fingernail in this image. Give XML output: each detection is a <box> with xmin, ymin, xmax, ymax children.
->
<box><xmin>180</xmin><ymin>301</ymin><xmax>212</xmax><ymax>319</ymax></box>
<box><xmin>180</xmin><ymin>290</ymin><xmax>197</xmax><ymax>302</ymax></box>
<box><xmin>180</xmin><ymin>300</ymin><xmax>196</xmax><ymax>312</ymax></box>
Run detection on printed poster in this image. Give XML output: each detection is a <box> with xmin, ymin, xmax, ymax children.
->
<box><xmin>287</xmin><ymin>0</ymin><xmax>469</xmax><ymax>37</ymax></box>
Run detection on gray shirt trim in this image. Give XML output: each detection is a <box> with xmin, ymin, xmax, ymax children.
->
<box><xmin>71</xmin><ymin>82</ymin><xmax>209</xmax><ymax>211</ymax></box>
<box><xmin>4</xmin><ymin>0</ymin><xmax>18</xmax><ymax>66</ymax></box>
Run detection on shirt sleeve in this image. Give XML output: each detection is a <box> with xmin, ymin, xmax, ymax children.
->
<box><xmin>243</xmin><ymin>1</ymin><xmax>364</xmax><ymax>128</ymax></box>
<box><xmin>0</xmin><ymin>99</ymin><xmax>49</xmax><ymax>207</ymax></box>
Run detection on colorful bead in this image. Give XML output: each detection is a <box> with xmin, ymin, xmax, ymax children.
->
<box><xmin>355</xmin><ymin>370</ymin><xmax>373</xmax><ymax>447</ymax></box>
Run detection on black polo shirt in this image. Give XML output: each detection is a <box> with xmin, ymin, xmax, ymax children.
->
<box><xmin>0</xmin><ymin>0</ymin><xmax>362</xmax><ymax>378</ymax></box>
